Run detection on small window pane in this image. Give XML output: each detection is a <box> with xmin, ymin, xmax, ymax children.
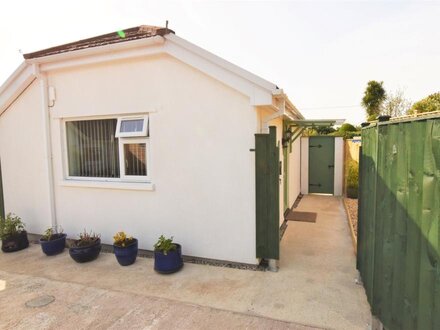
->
<box><xmin>120</xmin><ymin>119</ymin><xmax>144</xmax><ymax>133</ymax></box>
<box><xmin>66</xmin><ymin>119</ymin><xmax>120</xmax><ymax>178</ymax></box>
<box><xmin>124</xmin><ymin>143</ymin><xmax>147</xmax><ymax>176</ymax></box>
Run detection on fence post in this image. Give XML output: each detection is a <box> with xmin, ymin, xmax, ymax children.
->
<box><xmin>255</xmin><ymin>126</ymin><xmax>280</xmax><ymax>265</ymax></box>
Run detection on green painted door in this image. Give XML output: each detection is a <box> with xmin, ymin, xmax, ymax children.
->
<box><xmin>308</xmin><ymin>136</ymin><xmax>335</xmax><ymax>194</ymax></box>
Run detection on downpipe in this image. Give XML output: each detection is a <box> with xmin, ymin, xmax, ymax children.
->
<box><xmin>35</xmin><ymin>64</ymin><xmax>58</xmax><ymax>229</ymax></box>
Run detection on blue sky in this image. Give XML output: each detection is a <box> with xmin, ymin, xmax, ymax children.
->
<box><xmin>1</xmin><ymin>0</ymin><xmax>439</xmax><ymax>124</ymax></box>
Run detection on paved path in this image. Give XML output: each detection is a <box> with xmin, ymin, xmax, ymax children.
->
<box><xmin>0</xmin><ymin>271</ymin><xmax>313</xmax><ymax>330</ymax></box>
<box><xmin>0</xmin><ymin>195</ymin><xmax>370</xmax><ymax>329</ymax></box>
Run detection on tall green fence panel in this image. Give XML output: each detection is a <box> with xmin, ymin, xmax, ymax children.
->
<box><xmin>357</xmin><ymin>117</ymin><xmax>440</xmax><ymax>330</ymax></box>
<box><xmin>255</xmin><ymin>126</ymin><xmax>280</xmax><ymax>260</ymax></box>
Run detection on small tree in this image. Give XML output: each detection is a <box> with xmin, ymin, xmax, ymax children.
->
<box><xmin>362</xmin><ymin>81</ymin><xmax>386</xmax><ymax>120</ymax></box>
<box><xmin>408</xmin><ymin>92</ymin><xmax>440</xmax><ymax>114</ymax></box>
<box><xmin>382</xmin><ymin>89</ymin><xmax>412</xmax><ymax>118</ymax></box>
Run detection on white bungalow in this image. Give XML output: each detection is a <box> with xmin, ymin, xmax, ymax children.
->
<box><xmin>0</xmin><ymin>25</ymin><xmax>342</xmax><ymax>267</ymax></box>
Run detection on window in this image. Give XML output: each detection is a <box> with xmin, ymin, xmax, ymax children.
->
<box><xmin>66</xmin><ymin>119</ymin><xmax>120</xmax><ymax>178</ymax></box>
<box><xmin>115</xmin><ymin>116</ymin><xmax>148</xmax><ymax>137</ymax></box>
<box><xmin>119</xmin><ymin>137</ymin><xmax>149</xmax><ymax>180</ymax></box>
<box><xmin>65</xmin><ymin>116</ymin><xmax>150</xmax><ymax>182</ymax></box>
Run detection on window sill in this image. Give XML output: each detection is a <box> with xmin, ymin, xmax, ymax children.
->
<box><xmin>59</xmin><ymin>180</ymin><xmax>155</xmax><ymax>191</ymax></box>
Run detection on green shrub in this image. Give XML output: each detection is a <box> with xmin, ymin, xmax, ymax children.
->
<box><xmin>347</xmin><ymin>160</ymin><xmax>359</xmax><ymax>189</ymax></box>
<box><xmin>345</xmin><ymin>131</ymin><xmax>361</xmax><ymax>140</ymax></box>
<box><xmin>408</xmin><ymin>92</ymin><xmax>440</xmax><ymax>114</ymax></box>
<box><xmin>0</xmin><ymin>213</ymin><xmax>25</xmax><ymax>240</ymax></box>
<box><xmin>346</xmin><ymin>161</ymin><xmax>359</xmax><ymax>198</ymax></box>
<box><xmin>339</xmin><ymin>123</ymin><xmax>356</xmax><ymax>133</ymax></box>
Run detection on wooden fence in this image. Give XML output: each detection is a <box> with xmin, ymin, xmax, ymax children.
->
<box><xmin>357</xmin><ymin>116</ymin><xmax>440</xmax><ymax>330</ymax></box>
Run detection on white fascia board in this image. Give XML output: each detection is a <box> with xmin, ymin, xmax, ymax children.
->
<box><xmin>39</xmin><ymin>44</ymin><xmax>164</xmax><ymax>72</ymax></box>
<box><xmin>165</xmin><ymin>34</ymin><xmax>277</xmax><ymax>92</ymax></box>
<box><xmin>0</xmin><ymin>62</ymin><xmax>37</xmax><ymax>115</ymax></box>
<box><xmin>165</xmin><ymin>34</ymin><xmax>274</xmax><ymax>105</ymax></box>
<box><xmin>26</xmin><ymin>36</ymin><xmax>165</xmax><ymax>66</ymax></box>
<box><xmin>34</xmin><ymin>37</ymin><xmax>165</xmax><ymax>72</ymax></box>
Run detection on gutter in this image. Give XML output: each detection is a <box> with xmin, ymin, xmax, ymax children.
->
<box><xmin>34</xmin><ymin>64</ymin><xmax>58</xmax><ymax>229</ymax></box>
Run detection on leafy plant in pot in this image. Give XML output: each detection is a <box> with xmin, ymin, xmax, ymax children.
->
<box><xmin>40</xmin><ymin>226</ymin><xmax>67</xmax><ymax>256</ymax></box>
<box><xmin>113</xmin><ymin>231</ymin><xmax>138</xmax><ymax>266</ymax></box>
<box><xmin>154</xmin><ymin>235</ymin><xmax>183</xmax><ymax>274</ymax></box>
<box><xmin>69</xmin><ymin>230</ymin><xmax>101</xmax><ymax>263</ymax></box>
<box><xmin>0</xmin><ymin>213</ymin><xmax>29</xmax><ymax>253</ymax></box>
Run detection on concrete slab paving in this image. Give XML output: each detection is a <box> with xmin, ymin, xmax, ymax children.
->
<box><xmin>0</xmin><ymin>195</ymin><xmax>371</xmax><ymax>329</ymax></box>
<box><xmin>0</xmin><ymin>271</ymin><xmax>313</xmax><ymax>330</ymax></box>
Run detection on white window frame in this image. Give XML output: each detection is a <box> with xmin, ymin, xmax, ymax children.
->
<box><xmin>115</xmin><ymin>115</ymin><xmax>149</xmax><ymax>138</ymax></box>
<box><xmin>62</xmin><ymin>114</ymin><xmax>152</xmax><ymax>185</ymax></box>
<box><xmin>118</xmin><ymin>137</ymin><xmax>151</xmax><ymax>182</ymax></box>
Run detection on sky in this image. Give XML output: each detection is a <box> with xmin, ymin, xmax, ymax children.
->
<box><xmin>1</xmin><ymin>0</ymin><xmax>439</xmax><ymax>125</ymax></box>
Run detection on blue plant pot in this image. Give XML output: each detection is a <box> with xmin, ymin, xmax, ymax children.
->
<box><xmin>40</xmin><ymin>233</ymin><xmax>67</xmax><ymax>256</ymax></box>
<box><xmin>154</xmin><ymin>243</ymin><xmax>183</xmax><ymax>274</ymax></box>
<box><xmin>69</xmin><ymin>238</ymin><xmax>101</xmax><ymax>263</ymax></box>
<box><xmin>114</xmin><ymin>238</ymin><xmax>138</xmax><ymax>266</ymax></box>
<box><xmin>1</xmin><ymin>231</ymin><xmax>29</xmax><ymax>253</ymax></box>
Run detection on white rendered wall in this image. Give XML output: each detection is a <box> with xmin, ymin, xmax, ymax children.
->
<box><xmin>300</xmin><ymin>137</ymin><xmax>309</xmax><ymax>194</ymax></box>
<box><xmin>47</xmin><ymin>54</ymin><xmax>258</xmax><ymax>264</ymax></box>
<box><xmin>288</xmin><ymin>138</ymin><xmax>301</xmax><ymax>207</ymax></box>
<box><xmin>0</xmin><ymin>81</ymin><xmax>52</xmax><ymax>234</ymax></box>
<box><xmin>334</xmin><ymin>137</ymin><xmax>344</xmax><ymax>196</ymax></box>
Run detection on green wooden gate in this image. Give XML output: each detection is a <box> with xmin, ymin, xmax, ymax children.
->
<box><xmin>358</xmin><ymin>116</ymin><xmax>440</xmax><ymax>330</ymax></box>
<box><xmin>308</xmin><ymin>136</ymin><xmax>335</xmax><ymax>194</ymax></box>
<box><xmin>255</xmin><ymin>126</ymin><xmax>279</xmax><ymax>260</ymax></box>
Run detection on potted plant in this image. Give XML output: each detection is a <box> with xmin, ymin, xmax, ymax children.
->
<box><xmin>154</xmin><ymin>235</ymin><xmax>183</xmax><ymax>274</ymax></box>
<box><xmin>113</xmin><ymin>231</ymin><xmax>138</xmax><ymax>266</ymax></box>
<box><xmin>0</xmin><ymin>213</ymin><xmax>29</xmax><ymax>253</ymax></box>
<box><xmin>40</xmin><ymin>226</ymin><xmax>67</xmax><ymax>256</ymax></box>
<box><xmin>69</xmin><ymin>230</ymin><xmax>101</xmax><ymax>263</ymax></box>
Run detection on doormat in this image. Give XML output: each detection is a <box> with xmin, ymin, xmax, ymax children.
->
<box><xmin>285</xmin><ymin>210</ymin><xmax>317</xmax><ymax>223</ymax></box>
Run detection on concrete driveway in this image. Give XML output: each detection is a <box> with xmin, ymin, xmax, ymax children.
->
<box><xmin>0</xmin><ymin>195</ymin><xmax>370</xmax><ymax>329</ymax></box>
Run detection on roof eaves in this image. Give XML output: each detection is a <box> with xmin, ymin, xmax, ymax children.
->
<box><xmin>23</xmin><ymin>25</ymin><xmax>174</xmax><ymax>60</ymax></box>
<box><xmin>165</xmin><ymin>34</ymin><xmax>278</xmax><ymax>94</ymax></box>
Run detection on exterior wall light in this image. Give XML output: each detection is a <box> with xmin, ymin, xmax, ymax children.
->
<box><xmin>282</xmin><ymin>129</ymin><xmax>293</xmax><ymax>148</ymax></box>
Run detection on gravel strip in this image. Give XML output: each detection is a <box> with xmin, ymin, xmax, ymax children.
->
<box><xmin>344</xmin><ymin>198</ymin><xmax>358</xmax><ymax>237</ymax></box>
